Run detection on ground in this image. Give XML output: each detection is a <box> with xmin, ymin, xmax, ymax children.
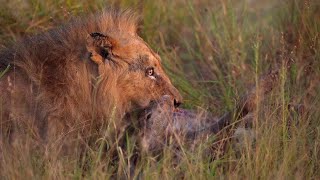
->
<box><xmin>0</xmin><ymin>0</ymin><xmax>319</xmax><ymax>179</ymax></box>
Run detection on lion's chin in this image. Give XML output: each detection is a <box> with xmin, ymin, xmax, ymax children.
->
<box><xmin>132</xmin><ymin>99</ymin><xmax>152</xmax><ymax>110</ymax></box>
<box><xmin>134</xmin><ymin>95</ymin><xmax>174</xmax><ymax>110</ymax></box>
<box><xmin>140</xmin><ymin>102</ymin><xmax>151</xmax><ymax>109</ymax></box>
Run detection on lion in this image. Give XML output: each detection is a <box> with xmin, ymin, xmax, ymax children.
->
<box><xmin>0</xmin><ymin>10</ymin><xmax>182</xmax><ymax>151</ymax></box>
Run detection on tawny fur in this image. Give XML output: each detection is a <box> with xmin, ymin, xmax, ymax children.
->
<box><xmin>0</xmin><ymin>10</ymin><xmax>182</xmax><ymax>151</ymax></box>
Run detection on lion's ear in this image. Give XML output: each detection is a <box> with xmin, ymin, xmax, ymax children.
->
<box><xmin>86</xmin><ymin>32</ymin><xmax>118</xmax><ymax>65</ymax></box>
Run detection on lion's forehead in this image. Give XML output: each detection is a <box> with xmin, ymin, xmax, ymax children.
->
<box><xmin>111</xmin><ymin>35</ymin><xmax>162</xmax><ymax>71</ymax></box>
<box><xmin>128</xmin><ymin>54</ymin><xmax>161</xmax><ymax>72</ymax></box>
<box><xmin>114</xmin><ymin>38</ymin><xmax>151</xmax><ymax>55</ymax></box>
<box><xmin>121</xmin><ymin>39</ymin><xmax>159</xmax><ymax>58</ymax></box>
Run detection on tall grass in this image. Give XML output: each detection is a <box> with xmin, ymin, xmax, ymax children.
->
<box><xmin>0</xmin><ymin>0</ymin><xmax>319</xmax><ymax>179</ymax></box>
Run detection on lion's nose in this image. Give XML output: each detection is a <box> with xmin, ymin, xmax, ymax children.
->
<box><xmin>167</xmin><ymin>83</ymin><xmax>183</xmax><ymax>107</ymax></box>
<box><xmin>174</xmin><ymin>99</ymin><xmax>182</xmax><ymax>108</ymax></box>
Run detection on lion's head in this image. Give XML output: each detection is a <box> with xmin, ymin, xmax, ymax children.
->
<box><xmin>86</xmin><ymin>28</ymin><xmax>182</xmax><ymax>114</ymax></box>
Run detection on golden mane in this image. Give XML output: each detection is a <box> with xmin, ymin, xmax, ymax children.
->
<box><xmin>0</xmin><ymin>10</ymin><xmax>140</xmax><ymax>140</ymax></box>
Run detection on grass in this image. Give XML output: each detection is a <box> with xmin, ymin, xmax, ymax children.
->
<box><xmin>0</xmin><ymin>0</ymin><xmax>319</xmax><ymax>179</ymax></box>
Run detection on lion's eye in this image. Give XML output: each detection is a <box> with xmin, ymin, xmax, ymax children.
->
<box><xmin>146</xmin><ymin>67</ymin><xmax>155</xmax><ymax>77</ymax></box>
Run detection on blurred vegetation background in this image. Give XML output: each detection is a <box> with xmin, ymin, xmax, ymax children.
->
<box><xmin>0</xmin><ymin>0</ymin><xmax>319</xmax><ymax>179</ymax></box>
